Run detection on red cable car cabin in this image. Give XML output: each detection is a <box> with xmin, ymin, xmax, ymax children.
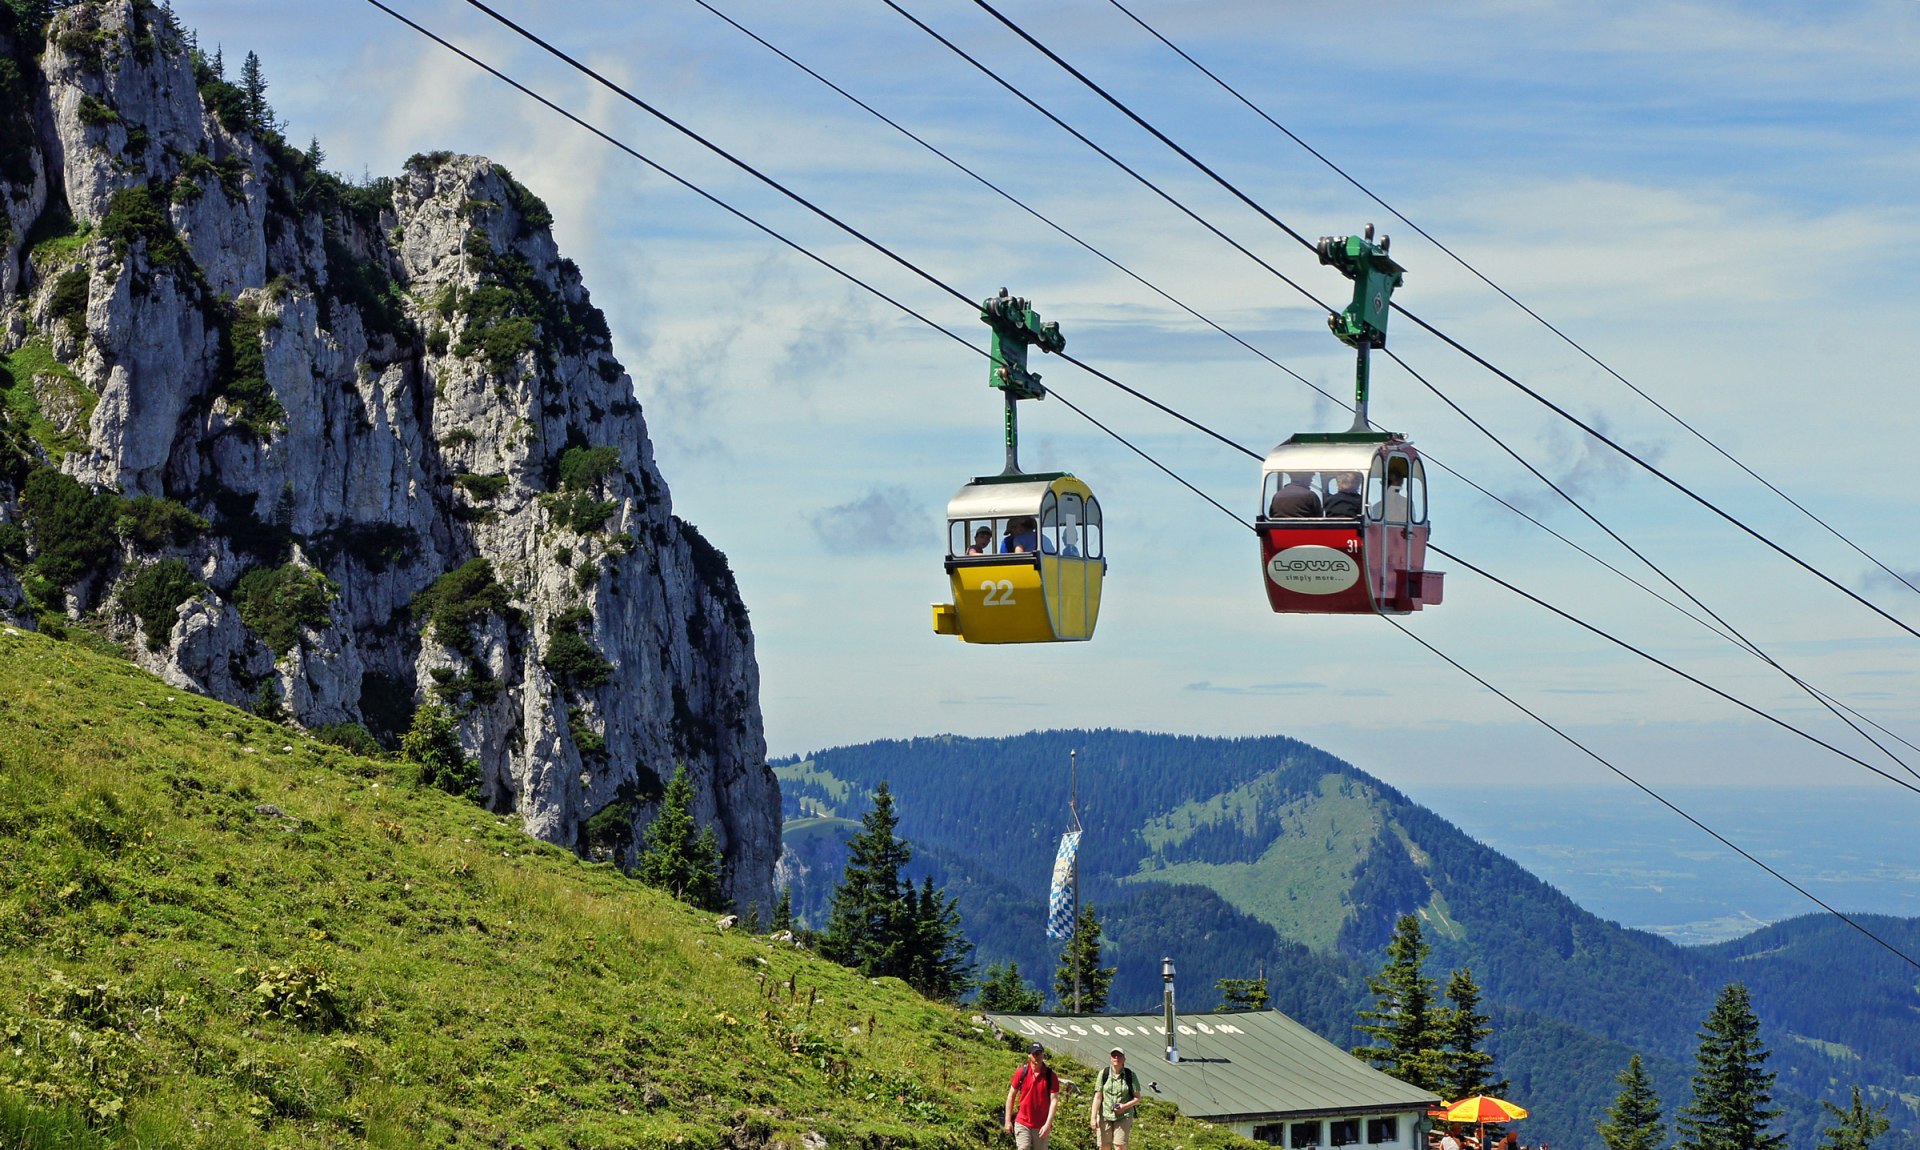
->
<box><xmin>1257</xmin><ymin>432</ymin><xmax>1443</xmax><ymax>614</ymax></box>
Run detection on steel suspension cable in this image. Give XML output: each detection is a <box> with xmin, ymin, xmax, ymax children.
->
<box><xmin>697</xmin><ymin>0</ymin><xmax>1914</xmax><ymax>733</ymax></box>
<box><xmin>694</xmin><ymin>0</ymin><xmax>1920</xmax><ymax>718</ymax></box>
<box><xmin>382</xmin><ymin>0</ymin><xmax>1912</xmax><ymax>783</ymax></box>
<box><xmin>950</xmin><ymin>0</ymin><xmax>1920</xmax><ymax>644</ymax></box>
<box><xmin>1101</xmin><ymin>0</ymin><xmax>1918</xmax><ymax>600</ymax></box>
<box><xmin>1391</xmin><ymin>305</ymin><xmax>1920</xmax><ymax>642</ymax></box>
<box><xmin>452</xmin><ymin>0</ymin><xmax>970</xmax><ymax>312</ymax></box>
<box><xmin>690</xmin><ymin>0</ymin><xmax>1345</xmax><ymax>419</ymax></box>
<box><xmin>1429</xmin><ymin>545</ymin><xmax>1920</xmax><ymax>797</ymax></box>
<box><xmin>366</xmin><ymin>0</ymin><xmax>1920</xmax><ymax>937</ymax></box>
<box><xmin>361</xmin><ymin>0</ymin><xmax>974</xmax><ymax>358</ymax></box>
<box><xmin>875</xmin><ymin>0</ymin><xmax>1332</xmax><ymax>317</ymax></box>
<box><xmin>1046</xmin><ymin>385</ymin><xmax>1253</xmax><ymax>532</ymax></box>
<box><xmin>964</xmin><ymin>0</ymin><xmax>1321</xmax><ymax>258</ymax></box>
<box><xmin>1388</xmin><ymin>349</ymin><xmax>1920</xmax><ymax>783</ymax></box>
<box><xmin>1383</xmin><ymin>616</ymin><xmax>1920</xmax><ymax>974</ymax></box>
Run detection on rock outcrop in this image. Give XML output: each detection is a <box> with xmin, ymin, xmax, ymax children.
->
<box><xmin>0</xmin><ymin>1</ymin><xmax>777</xmax><ymax>911</ymax></box>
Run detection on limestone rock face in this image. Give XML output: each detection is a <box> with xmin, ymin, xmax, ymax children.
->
<box><xmin>0</xmin><ymin>2</ymin><xmax>777</xmax><ymax>911</ymax></box>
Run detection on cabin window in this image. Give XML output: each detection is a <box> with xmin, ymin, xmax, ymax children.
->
<box><xmin>1331</xmin><ymin>1119</ymin><xmax>1360</xmax><ymax>1146</ymax></box>
<box><xmin>1083</xmin><ymin>497</ymin><xmax>1104</xmax><ymax>559</ymax></box>
<box><xmin>1038</xmin><ymin>492</ymin><xmax>1061</xmax><ymax>555</ymax></box>
<box><xmin>1366</xmin><ymin>1117</ymin><xmax>1399</xmax><ymax>1145</ymax></box>
<box><xmin>1291</xmin><ymin>1121</ymin><xmax>1322</xmax><ymax>1148</ymax></box>
<box><xmin>1407</xmin><ymin>456</ymin><xmax>1429</xmax><ymax>523</ymax></box>
<box><xmin>1263</xmin><ymin>469</ymin><xmax>1326</xmax><ymax>518</ymax></box>
<box><xmin>1055</xmin><ymin>492</ymin><xmax>1088</xmax><ymax>557</ymax></box>
<box><xmin>950</xmin><ymin>517</ymin><xmax>1025</xmax><ymax>557</ymax></box>
<box><xmin>1369</xmin><ymin>455</ymin><xmax>1411</xmax><ymax>523</ymax></box>
<box><xmin>1253</xmin><ymin>1125</ymin><xmax>1286</xmax><ymax>1145</ymax></box>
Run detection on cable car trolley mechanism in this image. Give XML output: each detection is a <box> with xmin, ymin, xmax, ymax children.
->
<box><xmin>1258</xmin><ymin>228</ymin><xmax>1443</xmax><ymax>615</ymax></box>
<box><xmin>933</xmin><ymin>292</ymin><xmax>1107</xmax><ymax>644</ymax></box>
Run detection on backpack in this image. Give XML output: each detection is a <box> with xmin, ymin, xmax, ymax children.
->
<box><xmin>1012</xmin><ymin>1064</ymin><xmax>1057</xmax><ymax>1098</ymax></box>
<box><xmin>1098</xmin><ymin>1066</ymin><xmax>1140</xmax><ymax>1101</ymax></box>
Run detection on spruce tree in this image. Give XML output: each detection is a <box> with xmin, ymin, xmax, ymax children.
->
<box><xmin>1435</xmin><ymin>967</ymin><xmax>1505</xmax><ymax>1100</ymax></box>
<box><xmin>770</xmin><ymin>885</ymin><xmax>793</xmax><ymax>933</ymax></box>
<box><xmin>1052</xmin><ymin>903</ymin><xmax>1115</xmax><ymax>1013</ymax></box>
<box><xmin>902</xmin><ymin>875</ymin><xmax>973</xmax><ymax>1002</ymax></box>
<box><xmin>1353</xmin><ymin>913</ymin><xmax>1441</xmax><ymax>1091</ymax></box>
<box><xmin>636</xmin><ymin>764</ymin><xmax>726</xmax><ymax>911</ymax></box>
<box><xmin>1817</xmin><ymin>1087</ymin><xmax>1890</xmax><ymax>1150</ymax></box>
<box><xmin>1676</xmin><ymin>983</ymin><xmax>1783</xmax><ymax>1150</ymax></box>
<box><xmin>977</xmin><ymin>961</ymin><xmax>1045</xmax><ymax>1013</ymax></box>
<box><xmin>1597</xmin><ymin>1054</ymin><xmax>1664</xmax><ymax>1150</ymax></box>
<box><xmin>818</xmin><ymin>782</ymin><xmax>912</xmax><ymax>977</ymax></box>
<box><xmin>239</xmin><ymin>50</ymin><xmax>269</xmax><ymax>132</ymax></box>
<box><xmin>1215</xmin><ymin>977</ymin><xmax>1270</xmax><ymax>1011</ymax></box>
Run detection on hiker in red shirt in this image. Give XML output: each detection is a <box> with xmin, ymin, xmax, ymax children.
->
<box><xmin>1003</xmin><ymin>1041</ymin><xmax>1061</xmax><ymax>1148</ymax></box>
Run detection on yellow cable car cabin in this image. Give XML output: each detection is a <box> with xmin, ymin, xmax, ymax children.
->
<box><xmin>932</xmin><ymin>474</ymin><xmax>1106</xmax><ymax>643</ymax></box>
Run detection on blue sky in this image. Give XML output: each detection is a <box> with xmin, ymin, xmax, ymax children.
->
<box><xmin>168</xmin><ymin>1</ymin><xmax>1920</xmax><ymax>824</ymax></box>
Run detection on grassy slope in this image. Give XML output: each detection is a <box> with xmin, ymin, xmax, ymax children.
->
<box><xmin>0</xmin><ymin>627</ymin><xmax>1255</xmax><ymax>1149</ymax></box>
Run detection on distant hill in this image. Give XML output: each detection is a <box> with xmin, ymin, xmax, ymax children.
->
<box><xmin>775</xmin><ymin>731</ymin><xmax>1920</xmax><ymax>1150</ymax></box>
<box><xmin>0</xmin><ymin>629</ymin><xmax>1272</xmax><ymax>1148</ymax></box>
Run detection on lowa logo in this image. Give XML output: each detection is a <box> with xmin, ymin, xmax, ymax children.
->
<box><xmin>1266</xmin><ymin>545</ymin><xmax>1359</xmax><ymax>595</ymax></box>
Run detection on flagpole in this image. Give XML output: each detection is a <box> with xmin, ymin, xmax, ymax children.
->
<box><xmin>1070</xmin><ymin>748</ymin><xmax>1081</xmax><ymax>1014</ymax></box>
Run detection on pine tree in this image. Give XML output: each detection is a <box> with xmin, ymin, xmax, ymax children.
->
<box><xmin>1435</xmin><ymin>967</ymin><xmax>1505</xmax><ymax>1100</ymax></box>
<box><xmin>977</xmin><ymin>961</ymin><xmax>1045</xmax><ymax>1013</ymax></box>
<box><xmin>1597</xmin><ymin>1055</ymin><xmax>1664</xmax><ymax>1150</ymax></box>
<box><xmin>636</xmin><ymin>764</ymin><xmax>726</xmax><ymax>911</ymax></box>
<box><xmin>1817</xmin><ymin>1087</ymin><xmax>1890</xmax><ymax>1150</ymax></box>
<box><xmin>818</xmin><ymin>782</ymin><xmax>912</xmax><ymax>977</ymax></box>
<box><xmin>1676</xmin><ymin>983</ymin><xmax>1783</xmax><ymax>1150</ymax></box>
<box><xmin>304</xmin><ymin>136</ymin><xmax>326</xmax><ymax>170</ymax></box>
<box><xmin>1052</xmin><ymin>903</ymin><xmax>1115</xmax><ymax>1013</ymax></box>
<box><xmin>1353</xmin><ymin>914</ymin><xmax>1441</xmax><ymax>1091</ymax></box>
<box><xmin>770</xmin><ymin>885</ymin><xmax>793</xmax><ymax>933</ymax></box>
<box><xmin>1215</xmin><ymin>977</ymin><xmax>1270</xmax><ymax>1011</ymax></box>
<box><xmin>902</xmin><ymin>875</ymin><xmax>972</xmax><ymax>1002</ymax></box>
<box><xmin>239</xmin><ymin>50</ymin><xmax>269</xmax><ymax>133</ymax></box>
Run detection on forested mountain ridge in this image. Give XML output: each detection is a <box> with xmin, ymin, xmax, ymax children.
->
<box><xmin>775</xmin><ymin>730</ymin><xmax>1920</xmax><ymax>1150</ymax></box>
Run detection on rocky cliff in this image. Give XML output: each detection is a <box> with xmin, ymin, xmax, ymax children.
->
<box><xmin>0</xmin><ymin>1</ymin><xmax>778</xmax><ymax>911</ymax></box>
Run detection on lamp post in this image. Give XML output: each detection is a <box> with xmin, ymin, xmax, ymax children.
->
<box><xmin>1161</xmin><ymin>956</ymin><xmax>1179</xmax><ymax>1063</ymax></box>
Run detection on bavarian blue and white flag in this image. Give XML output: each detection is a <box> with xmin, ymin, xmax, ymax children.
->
<box><xmin>1046</xmin><ymin>830</ymin><xmax>1081</xmax><ymax>940</ymax></box>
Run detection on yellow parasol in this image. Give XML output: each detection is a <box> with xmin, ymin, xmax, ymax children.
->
<box><xmin>1441</xmin><ymin>1097</ymin><xmax>1528</xmax><ymax>1124</ymax></box>
<box><xmin>1436</xmin><ymin>1095</ymin><xmax>1528</xmax><ymax>1150</ymax></box>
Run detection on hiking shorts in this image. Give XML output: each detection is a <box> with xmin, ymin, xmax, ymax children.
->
<box><xmin>1013</xmin><ymin>1123</ymin><xmax>1051</xmax><ymax>1150</ymax></box>
<box><xmin>1096</xmin><ymin>1114</ymin><xmax>1134</xmax><ymax>1148</ymax></box>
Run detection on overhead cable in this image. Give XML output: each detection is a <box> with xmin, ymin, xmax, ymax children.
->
<box><xmin>369</xmin><ymin>0</ymin><xmax>1252</xmax><ymax>520</ymax></box>
<box><xmin>1102</xmin><ymin>0</ymin><xmax>1919</xmax><ymax>601</ymax></box>
<box><xmin>951</xmin><ymin>0</ymin><xmax>1920</xmax><ymax>645</ymax></box>
<box><xmin>1392</xmin><ymin>306</ymin><xmax>1920</xmax><ymax>643</ymax></box>
<box><xmin>359</xmin><ymin>0</ymin><xmax>972</xmax><ymax>355</ymax></box>
<box><xmin>1430</xmin><ymin>545</ymin><xmax>1920</xmax><ymax>797</ymax></box>
<box><xmin>691</xmin><ymin>0</ymin><xmax>1341</xmax><ymax>426</ymax></box>
<box><xmin>1384</xmin><ymin>616</ymin><xmax>1920</xmax><ymax>974</ymax></box>
<box><xmin>1392</xmin><ymin>348</ymin><xmax>1920</xmax><ymax>783</ymax></box>
<box><xmin>364</xmin><ymin>0</ymin><xmax>1915</xmax><ymax>957</ymax></box>
<box><xmin>875</xmin><ymin>0</ymin><xmax>1331</xmax><ymax>317</ymax></box>
<box><xmin>702</xmin><ymin>0</ymin><xmax>1906</xmax><ymax>740</ymax></box>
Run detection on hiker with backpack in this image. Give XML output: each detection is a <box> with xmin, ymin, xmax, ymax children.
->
<box><xmin>1005</xmin><ymin>1041</ymin><xmax>1061</xmax><ymax>1148</ymax></box>
<box><xmin>1091</xmin><ymin>1047</ymin><xmax>1143</xmax><ymax>1147</ymax></box>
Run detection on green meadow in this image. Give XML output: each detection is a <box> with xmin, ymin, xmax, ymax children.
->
<box><xmin>0</xmin><ymin>625</ymin><xmax>1252</xmax><ymax>1149</ymax></box>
